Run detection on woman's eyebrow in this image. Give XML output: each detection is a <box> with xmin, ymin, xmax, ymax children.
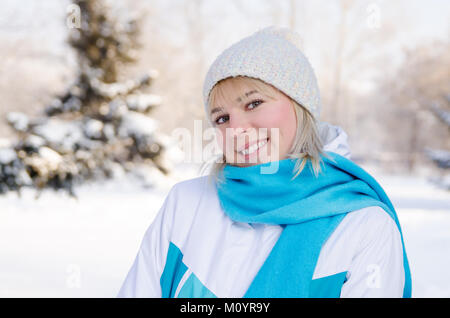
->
<box><xmin>210</xmin><ymin>90</ymin><xmax>259</xmax><ymax>116</ymax></box>
<box><xmin>210</xmin><ymin>106</ymin><xmax>224</xmax><ymax>116</ymax></box>
<box><xmin>236</xmin><ymin>90</ymin><xmax>258</xmax><ymax>103</ymax></box>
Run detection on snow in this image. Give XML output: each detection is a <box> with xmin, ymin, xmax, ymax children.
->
<box><xmin>119</xmin><ymin>111</ymin><xmax>159</xmax><ymax>137</ymax></box>
<box><xmin>32</xmin><ymin>118</ymin><xmax>84</xmax><ymax>150</ymax></box>
<box><xmin>24</xmin><ymin>135</ymin><xmax>46</xmax><ymax>149</ymax></box>
<box><xmin>6</xmin><ymin>112</ymin><xmax>29</xmax><ymax>132</ymax></box>
<box><xmin>126</xmin><ymin>93</ymin><xmax>162</xmax><ymax>112</ymax></box>
<box><xmin>37</xmin><ymin>147</ymin><xmax>63</xmax><ymax>168</ymax></box>
<box><xmin>377</xmin><ymin>177</ymin><xmax>450</xmax><ymax>297</ymax></box>
<box><xmin>0</xmin><ymin>148</ymin><xmax>17</xmax><ymax>164</ymax></box>
<box><xmin>83</xmin><ymin>119</ymin><xmax>104</xmax><ymax>139</ymax></box>
<box><xmin>0</xmin><ymin>163</ymin><xmax>449</xmax><ymax>298</ymax></box>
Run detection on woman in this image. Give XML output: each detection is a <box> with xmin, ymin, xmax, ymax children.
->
<box><xmin>118</xmin><ymin>26</ymin><xmax>411</xmax><ymax>298</ymax></box>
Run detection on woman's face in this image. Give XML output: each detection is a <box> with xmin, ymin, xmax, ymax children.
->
<box><xmin>210</xmin><ymin>81</ymin><xmax>298</xmax><ymax>167</ymax></box>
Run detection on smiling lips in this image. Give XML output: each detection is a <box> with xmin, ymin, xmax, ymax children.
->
<box><xmin>238</xmin><ymin>138</ymin><xmax>269</xmax><ymax>156</ymax></box>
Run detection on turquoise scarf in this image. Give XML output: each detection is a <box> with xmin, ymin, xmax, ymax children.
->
<box><xmin>216</xmin><ymin>151</ymin><xmax>412</xmax><ymax>298</ymax></box>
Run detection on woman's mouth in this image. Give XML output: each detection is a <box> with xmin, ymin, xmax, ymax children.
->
<box><xmin>238</xmin><ymin>138</ymin><xmax>269</xmax><ymax>157</ymax></box>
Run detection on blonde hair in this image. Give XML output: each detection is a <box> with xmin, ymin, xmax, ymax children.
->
<box><xmin>200</xmin><ymin>76</ymin><xmax>333</xmax><ymax>183</ymax></box>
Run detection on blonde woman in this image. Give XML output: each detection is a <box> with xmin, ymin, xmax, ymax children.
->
<box><xmin>118</xmin><ymin>26</ymin><xmax>411</xmax><ymax>298</ymax></box>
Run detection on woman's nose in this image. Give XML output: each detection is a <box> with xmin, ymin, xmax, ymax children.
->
<box><xmin>228</xmin><ymin>114</ymin><xmax>252</xmax><ymax>135</ymax></box>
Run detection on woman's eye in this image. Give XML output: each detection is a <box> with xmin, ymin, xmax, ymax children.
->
<box><xmin>214</xmin><ymin>99</ymin><xmax>263</xmax><ymax>125</ymax></box>
<box><xmin>247</xmin><ymin>99</ymin><xmax>263</xmax><ymax>110</ymax></box>
<box><xmin>215</xmin><ymin>115</ymin><xmax>229</xmax><ymax>125</ymax></box>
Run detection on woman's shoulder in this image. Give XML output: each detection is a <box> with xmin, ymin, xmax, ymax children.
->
<box><xmin>340</xmin><ymin>206</ymin><xmax>400</xmax><ymax>237</ymax></box>
<box><xmin>163</xmin><ymin>175</ymin><xmax>218</xmax><ymax>212</ymax></box>
<box><xmin>315</xmin><ymin>205</ymin><xmax>403</xmax><ymax>279</ymax></box>
<box><xmin>338</xmin><ymin>205</ymin><xmax>403</xmax><ymax>254</ymax></box>
<box><xmin>157</xmin><ymin>175</ymin><xmax>221</xmax><ymax>247</ymax></box>
<box><xmin>169</xmin><ymin>175</ymin><xmax>215</xmax><ymax>198</ymax></box>
<box><xmin>323</xmin><ymin>206</ymin><xmax>401</xmax><ymax>258</ymax></box>
<box><xmin>349</xmin><ymin>205</ymin><xmax>399</xmax><ymax>231</ymax></box>
<box><xmin>344</xmin><ymin>205</ymin><xmax>396</xmax><ymax>226</ymax></box>
<box><xmin>172</xmin><ymin>175</ymin><xmax>211</xmax><ymax>189</ymax></box>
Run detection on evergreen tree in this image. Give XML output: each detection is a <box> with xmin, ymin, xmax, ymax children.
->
<box><xmin>1</xmin><ymin>0</ymin><xmax>170</xmax><ymax>197</ymax></box>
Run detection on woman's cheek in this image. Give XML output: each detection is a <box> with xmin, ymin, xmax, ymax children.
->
<box><xmin>216</xmin><ymin>129</ymin><xmax>233</xmax><ymax>162</ymax></box>
<box><xmin>215</xmin><ymin>130</ymin><xmax>225</xmax><ymax>152</ymax></box>
<box><xmin>268</xmin><ymin>128</ymin><xmax>282</xmax><ymax>160</ymax></box>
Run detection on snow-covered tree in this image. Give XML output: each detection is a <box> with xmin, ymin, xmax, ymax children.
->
<box><xmin>370</xmin><ymin>38</ymin><xmax>449</xmax><ymax>178</ymax></box>
<box><xmin>1</xmin><ymin>0</ymin><xmax>171</xmax><ymax>197</ymax></box>
<box><xmin>424</xmin><ymin>94</ymin><xmax>450</xmax><ymax>190</ymax></box>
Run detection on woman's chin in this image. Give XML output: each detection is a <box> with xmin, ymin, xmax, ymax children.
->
<box><xmin>232</xmin><ymin>153</ymin><xmax>274</xmax><ymax>167</ymax></box>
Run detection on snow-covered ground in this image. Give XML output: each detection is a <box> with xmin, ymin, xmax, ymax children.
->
<box><xmin>0</xmin><ymin>163</ymin><xmax>449</xmax><ymax>298</ymax></box>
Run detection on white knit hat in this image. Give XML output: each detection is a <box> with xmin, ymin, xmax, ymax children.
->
<box><xmin>203</xmin><ymin>26</ymin><xmax>321</xmax><ymax>123</ymax></box>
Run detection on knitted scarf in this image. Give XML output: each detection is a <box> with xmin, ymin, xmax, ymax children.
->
<box><xmin>216</xmin><ymin>151</ymin><xmax>411</xmax><ymax>298</ymax></box>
